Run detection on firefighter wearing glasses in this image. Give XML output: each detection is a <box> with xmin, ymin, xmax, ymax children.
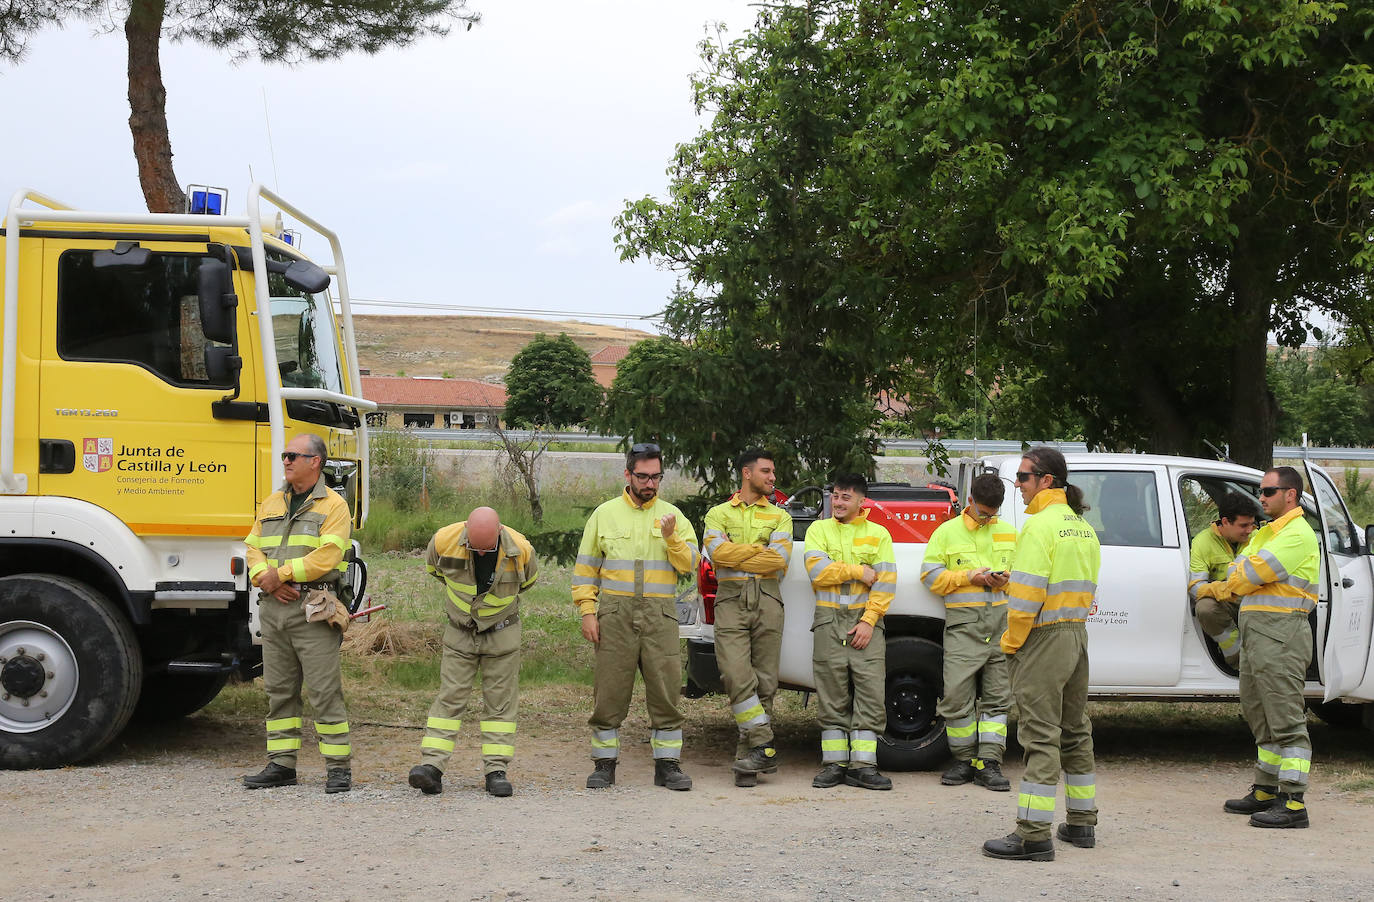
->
<box><xmin>1222</xmin><ymin>466</ymin><xmax>1319</xmax><ymax>829</ymax></box>
<box><xmin>575</xmin><ymin>443</ymin><xmax>700</xmax><ymax>791</ymax></box>
<box><xmin>408</xmin><ymin>507</ymin><xmax>537</xmax><ymax>798</ymax></box>
<box><xmin>703</xmin><ymin>449</ymin><xmax>793</xmax><ymax>788</ymax></box>
<box><xmin>922</xmin><ymin>473</ymin><xmax>1014</xmax><ymax>792</ymax></box>
<box><xmin>984</xmin><ymin>447</ymin><xmax>1100</xmax><ymax>862</ymax></box>
<box><xmin>242</xmin><ymin>434</ymin><xmax>354</xmax><ymax>794</ymax></box>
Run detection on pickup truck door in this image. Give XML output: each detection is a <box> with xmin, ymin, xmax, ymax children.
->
<box><xmin>1304</xmin><ymin>462</ymin><xmax>1374</xmax><ymax>701</ymax></box>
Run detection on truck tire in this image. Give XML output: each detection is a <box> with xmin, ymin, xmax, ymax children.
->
<box><xmin>878</xmin><ymin>635</ymin><xmax>948</xmax><ymax>771</ymax></box>
<box><xmin>133</xmin><ymin>672</ymin><xmax>229</xmax><ymax>722</ymax></box>
<box><xmin>0</xmin><ymin>574</ymin><xmax>143</xmax><ymax>769</ymax></box>
<box><xmin>1308</xmin><ymin>699</ymin><xmax>1364</xmax><ymax>730</ymax></box>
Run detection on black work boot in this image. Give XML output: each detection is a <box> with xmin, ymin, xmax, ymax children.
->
<box><xmin>844</xmin><ymin>765</ymin><xmax>893</xmax><ymax>791</ymax></box>
<box><xmin>734</xmin><ymin>771</ymin><xmax>758</xmax><ymax>788</ymax></box>
<box><xmin>941</xmin><ymin>759</ymin><xmax>977</xmax><ymax>786</ymax></box>
<box><xmin>653</xmin><ymin>759</ymin><xmax>693</xmax><ymax>791</ymax></box>
<box><xmin>974</xmin><ymin>760</ymin><xmax>1011</xmax><ymax>792</ymax></box>
<box><xmin>733</xmin><ymin>745</ymin><xmax>779</xmax><ymax>775</ymax></box>
<box><xmin>1224</xmin><ymin>784</ymin><xmax>1278</xmax><ymax>814</ymax></box>
<box><xmin>1056</xmin><ymin>823</ymin><xmax>1096</xmax><ymax>848</ymax></box>
<box><xmin>812</xmin><ymin>763</ymin><xmax>846</xmax><ymax>788</ymax></box>
<box><xmin>982</xmin><ymin>832</ymin><xmax>1055</xmax><ymax>862</ymax></box>
<box><xmin>408</xmin><ymin>764</ymin><xmax>443</xmax><ymax>795</ymax></box>
<box><xmin>585</xmin><ymin>759</ymin><xmax>617</xmax><ymax>789</ymax></box>
<box><xmin>325</xmin><ymin>768</ymin><xmax>352</xmax><ymax>794</ymax></box>
<box><xmin>242</xmin><ymin>762</ymin><xmax>297</xmax><ymax>789</ymax></box>
<box><xmin>485</xmin><ymin>771</ymin><xmax>513</xmax><ymax>797</ymax></box>
<box><xmin>1250</xmin><ymin>792</ymin><xmax>1309</xmax><ymax>829</ymax></box>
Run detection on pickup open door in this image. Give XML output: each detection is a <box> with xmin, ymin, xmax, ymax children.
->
<box><xmin>1303</xmin><ymin>462</ymin><xmax>1374</xmax><ymax>702</ymax></box>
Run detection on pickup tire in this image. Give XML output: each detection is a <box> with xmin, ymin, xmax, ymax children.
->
<box><xmin>0</xmin><ymin>574</ymin><xmax>143</xmax><ymax>769</ymax></box>
<box><xmin>1308</xmin><ymin>699</ymin><xmax>1364</xmax><ymax>730</ymax></box>
<box><xmin>133</xmin><ymin>672</ymin><xmax>230</xmax><ymax>721</ymax></box>
<box><xmin>878</xmin><ymin>635</ymin><xmax>948</xmax><ymax>771</ymax></box>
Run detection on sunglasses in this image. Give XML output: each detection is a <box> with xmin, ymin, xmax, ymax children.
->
<box><xmin>630</xmin><ymin>442</ymin><xmax>661</xmax><ymax>455</ymax></box>
<box><xmin>281</xmin><ymin>452</ymin><xmax>319</xmax><ymax>463</ymax></box>
<box><xmin>1014</xmin><ymin>470</ymin><xmax>1043</xmax><ymax>483</ymax></box>
<box><xmin>1259</xmin><ymin>486</ymin><xmax>1289</xmax><ymax>497</ymax></box>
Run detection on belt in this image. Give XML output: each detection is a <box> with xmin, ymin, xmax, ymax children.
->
<box><xmin>456</xmin><ymin>613</ymin><xmax>520</xmax><ymax>633</ymax></box>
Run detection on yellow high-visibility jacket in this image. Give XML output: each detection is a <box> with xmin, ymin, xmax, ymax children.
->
<box><xmin>1223</xmin><ymin>507</ymin><xmax>1319</xmax><ymax>614</ymax></box>
<box><xmin>803</xmin><ymin>511</ymin><xmax>896</xmax><ymax>627</ymax></box>
<box><xmin>244</xmin><ymin>479</ymin><xmax>350</xmax><ymax>587</ymax></box>
<box><xmin>921</xmin><ymin>509</ymin><xmax>1017</xmax><ymax>608</ymax></box>
<box><xmin>1001</xmin><ymin>489</ymin><xmax>1100</xmax><ymax>654</ymax></box>
<box><xmin>426</xmin><ymin>522</ymin><xmax>538</xmax><ymax>630</ymax></box>
<box><xmin>1188</xmin><ymin>523</ymin><xmax>1238</xmax><ymax>602</ymax></box>
<box><xmin>572</xmin><ymin>488</ymin><xmax>699</xmax><ymax>616</ymax></box>
<box><xmin>703</xmin><ymin>492</ymin><xmax>793</xmax><ymax>583</ymax></box>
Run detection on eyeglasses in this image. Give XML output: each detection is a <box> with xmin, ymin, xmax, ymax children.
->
<box><xmin>281</xmin><ymin>452</ymin><xmax>319</xmax><ymax>463</ymax></box>
<box><xmin>631</xmin><ymin>471</ymin><xmax>664</xmax><ymax>483</ymax></box>
<box><xmin>1259</xmin><ymin>486</ymin><xmax>1288</xmax><ymax>497</ymax></box>
<box><xmin>630</xmin><ymin>442</ymin><xmax>661</xmax><ymax>455</ymax></box>
<box><xmin>1014</xmin><ymin>470</ymin><xmax>1042</xmax><ymax>483</ymax></box>
<box><xmin>970</xmin><ymin>507</ymin><xmax>997</xmax><ymax>521</ymax></box>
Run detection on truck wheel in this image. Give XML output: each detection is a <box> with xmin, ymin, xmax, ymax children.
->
<box><xmin>133</xmin><ymin>672</ymin><xmax>229</xmax><ymax>721</ymax></box>
<box><xmin>0</xmin><ymin>574</ymin><xmax>143</xmax><ymax>769</ymax></box>
<box><xmin>878</xmin><ymin>636</ymin><xmax>948</xmax><ymax>771</ymax></box>
<box><xmin>1308</xmin><ymin>699</ymin><xmax>1364</xmax><ymax>730</ymax></box>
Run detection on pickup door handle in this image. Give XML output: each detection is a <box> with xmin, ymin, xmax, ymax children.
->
<box><xmin>1342</xmin><ymin>577</ymin><xmax>1355</xmax><ymax>589</ymax></box>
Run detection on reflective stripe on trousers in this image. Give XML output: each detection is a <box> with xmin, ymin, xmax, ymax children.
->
<box><xmin>1017</xmin><ymin>780</ymin><xmax>1057</xmax><ymax>823</ymax></box>
<box><xmin>732</xmin><ymin>693</ymin><xmax>768</xmax><ymax>731</ymax></box>
<box><xmin>1064</xmin><ymin>772</ymin><xmax>1096</xmax><ymax>811</ymax></box>
<box><xmin>651</xmin><ymin>728</ymin><xmax>683</xmax><ymax>760</ymax></box>
<box><xmin>820</xmin><ymin>729</ymin><xmax>848</xmax><ymax>763</ymax></box>
<box><xmin>849</xmin><ymin>730</ymin><xmax>878</xmax><ymax>765</ymax></box>
<box><xmin>591</xmin><ymin>728</ymin><xmax>620</xmax><ymax>760</ymax></box>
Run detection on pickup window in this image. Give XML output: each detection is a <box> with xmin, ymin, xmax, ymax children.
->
<box><xmin>1074</xmin><ymin>470</ymin><xmax>1164</xmax><ymax>547</ymax></box>
<box><xmin>1178</xmin><ymin>475</ymin><xmax>1259</xmax><ymax>542</ymax></box>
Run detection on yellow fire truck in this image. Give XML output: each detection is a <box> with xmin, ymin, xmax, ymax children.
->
<box><xmin>0</xmin><ymin>185</ymin><xmax>373</xmax><ymax>767</ymax></box>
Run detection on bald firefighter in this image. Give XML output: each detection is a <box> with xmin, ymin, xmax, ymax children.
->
<box><xmin>408</xmin><ymin>507</ymin><xmax>537</xmax><ymax>797</ymax></box>
<box><xmin>703</xmin><ymin>448</ymin><xmax>793</xmax><ymax>788</ymax></box>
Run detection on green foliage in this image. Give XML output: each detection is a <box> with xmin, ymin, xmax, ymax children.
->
<box><xmin>504</xmin><ymin>333</ymin><xmax>602</xmax><ymax>430</ymax></box>
<box><xmin>1268</xmin><ymin>347</ymin><xmax>1374</xmax><ymax>447</ymax></box>
<box><xmin>618</xmin><ymin>0</ymin><xmax>1374</xmax><ymax>471</ymax></box>
<box><xmin>368</xmin><ymin>427</ymin><xmax>457</xmax><ymax>514</ymax></box>
<box><xmin>1341</xmin><ymin>468</ymin><xmax>1374</xmax><ymax>526</ymax></box>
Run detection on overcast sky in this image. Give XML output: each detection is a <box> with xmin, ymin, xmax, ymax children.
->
<box><xmin>2</xmin><ymin>1</ymin><xmax>760</xmax><ymax>330</ymax></box>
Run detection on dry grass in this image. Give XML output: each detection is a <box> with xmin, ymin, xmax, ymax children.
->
<box><xmin>343</xmin><ymin>617</ymin><xmax>442</xmax><ymax>657</ymax></box>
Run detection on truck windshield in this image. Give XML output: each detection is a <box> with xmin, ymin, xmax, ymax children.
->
<box><xmin>269</xmin><ymin>285</ymin><xmax>345</xmax><ymax>394</ymax></box>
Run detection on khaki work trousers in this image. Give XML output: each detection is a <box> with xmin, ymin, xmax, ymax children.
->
<box><xmin>260</xmin><ymin>592</ymin><xmax>350</xmax><ymax>769</ymax></box>
<box><xmin>812</xmin><ymin>606</ymin><xmax>886</xmax><ymax>765</ymax></box>
<box><xmin>714</xmin><ymin>578</ymin><xmax>783</xmax><ymax>756</ymax></box>
<box><xmin>420</xmin><ymin>618</ymin><xmax>521</xmax><ymax>775</ymax></box>
<box><xmin>588</xmin><ymin>592</ymin><xmax>684</xmax><ymax>759</ymax></box>
<box><xmin>937</xmin><ymin>603</ymin><xmax>1010</xmax><ymax>762</ymax></box>
<box><xmin>1239</xmin><ymin>610</ymin><xmax>1312</xmax><ymax>793</ymax></box>
<box><xmin>1196</xmin><ymin>597</ymin><xmax>1242</xmax><ymax>665</ymax></box>
<box><xmin>1008</xmin><ymin>622</ymin><xmax>1096</xmax><ymax>843</ymax></box>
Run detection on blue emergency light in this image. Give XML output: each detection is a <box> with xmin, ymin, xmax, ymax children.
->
<box><xmin>185</xmin><ymin>184</ymin><xmax>227</xmax><ymax>215</ymax></box>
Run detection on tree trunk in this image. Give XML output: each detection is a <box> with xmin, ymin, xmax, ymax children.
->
<box><xmin>1226</xmin><ymin>235</ymin><xmax>1279</xmax><ymax>470</ymax></box>
<box><xmin>125</xmin><ymin>0</ymin><xmax>185</xmax><ymax>213</ymax></box>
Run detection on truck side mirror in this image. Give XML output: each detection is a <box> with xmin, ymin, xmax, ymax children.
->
<box><xmin>198</xmin><ymin>258</ymin><xmax>238</xmax><ymax>345</ymax></box>
<box><xmin>204</xmin><ymin>346</ymin><xmax>241</xmax><ymax>386</ymax></box>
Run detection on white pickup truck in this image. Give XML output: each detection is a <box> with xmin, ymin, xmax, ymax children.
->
<box><xmin>681</xmin><ymin>453</ymin><xmax>1374</xmax><ymax>770</ymax></box>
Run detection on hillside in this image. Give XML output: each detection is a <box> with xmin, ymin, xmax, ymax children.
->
<box><xmin>353</xmin><ymin>315</ymin><xmax>653</xmax><ymax>381</ymax></box>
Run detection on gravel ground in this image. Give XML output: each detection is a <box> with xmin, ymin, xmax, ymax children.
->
<box><xmin>4</xmin><ymin>710</ymin><xmax>1374</xmax><ymax>902</ymax></box>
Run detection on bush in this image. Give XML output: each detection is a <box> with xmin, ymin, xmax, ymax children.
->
<box><xmin>369</xmin><ymin>427</ymin><xmax>457</xmax><ymax>513</ymax></box>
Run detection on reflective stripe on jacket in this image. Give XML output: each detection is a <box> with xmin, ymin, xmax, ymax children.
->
<box><xmin>703</xmin><ymin>492</ymin><xmax>793</xmax><ymax>582</ymax></box>
<box><xmin>244</xmin><ymin>478</ymin><xmax>351</xmax><ymax>587</ymax></box>
<box><xmin>425</xmin><ymin>521</ymin><xmax>539</xmax><ymax>629</ymax></box>
<box><xmin>1188</xmin><ymin>523</ymin><xmax>1237</xmax><ymax>602</ymax></box>
<box><xmin>921</xmin><ymin>509</ymin><xmax>1016</xmax><ymax>608</ymax></box>
<box><xmin>572</xmin><ymin>489</ymin><xmax>699</xmax><ymax>616</ymax></box>
<box><xmin>1223</xmin><ymin>508</ymin><xmax>1319</xmax><ymax>614</ymax></box>
<box><xmin>803</xmin><ymin>511</ymin><xmax>896</xmax><ymax>627</ymax></box>
<box><xmin>1001</xmin><ymin>489</ymin><xmax>1100</xmax><ymax>654</ymax></box>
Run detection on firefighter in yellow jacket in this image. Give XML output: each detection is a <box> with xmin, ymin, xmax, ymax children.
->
<box><xmin>574</xmin><ymin>443</ymin><xmax>699</xmax><ymax>791</ymax></box>
<box><xmin>242</xmin><ymin>434</ymin><xmax>353</xmax><ymax>794</ymax></box>
<box><xmin>804</xmin><ymin>473</ymin><xmax>896</xmax><ymax>791</ymax></box>
<box><xmin>922</xmin><ymin>473</ymin><xmax>1014</xmax><ymax>792</ymax></box>
<box><xmin>984</xmin><ymin>447</ymin><xmax>1100</xmax><ymax>862</ymax></box>
<box><xmin>703</xmin><ymin>449</ymin><xmax>793</xmax><ymax>787</ymax></box>
<box><xmin>408</xmin><ymin>507</ymin><xmax>537</xmax><ymax>798</ymax></box>
<box><xmin>1188</xmin><ymin>493</ymin><xmax>1259</xmax><ymax>668</ymax></box>
<box><xmin>1221</xmin><ymin>466</ymin><xmax>1319</xmax><ymax>829</ymax></box>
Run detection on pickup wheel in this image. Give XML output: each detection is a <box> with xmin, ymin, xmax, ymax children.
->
<box><xmin>0</xmin><ymin>574</ymin><xmax>143</xmax><ymax>769</ymax></box>
<box><xmin>1308</xmin><ymin>699</ymin><xmax>1364</xmax><ymax>730</ymax></box>
<box><xmin>878</xmin><ymin>636</ymin><xmax>948</xmax><ymax>771</ymax></box>
<box><xmin>133</xmin><ymin>671</ymin><xmax>230</xmax><ymax>721</ymax></box>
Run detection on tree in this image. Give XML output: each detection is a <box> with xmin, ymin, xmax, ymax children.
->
<box><xmin>498</xmin><ymin>332</ymin><xmax>601</xmax><ymax>523</ymax></box>
<box><xmin>1</xmin><ymin>1</ymin><xmax>479</xmax><ymax>212</ymax></box>
<box><xmin>618</xmin><ymin>1</ymin><xmax>1374</xmax><ymax>471</ymax></box>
